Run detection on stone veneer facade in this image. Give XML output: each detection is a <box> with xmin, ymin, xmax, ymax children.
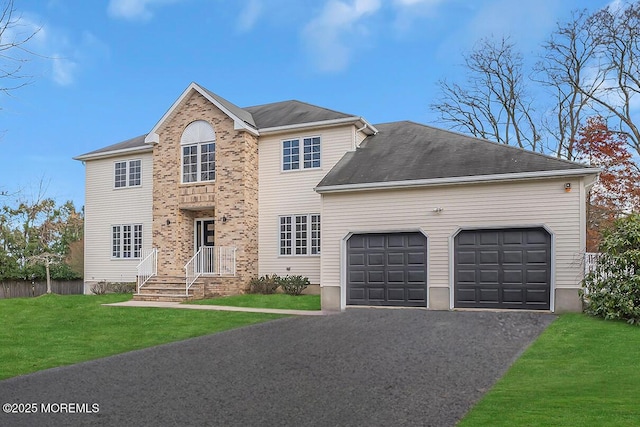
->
<box><xmin>152</xmin><ymin>91</ymin><xmax>259</xmax><ymax>296</ymax></box>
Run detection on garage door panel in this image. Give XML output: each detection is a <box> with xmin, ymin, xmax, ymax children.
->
<box><xmin>526</xmin><ymin>250</ymin><xmax>548</xmax><ymax>264</ymax></box>
<box><xmin>479</xmin><ymin>251</ymin><xmax>499</xmax><ymax>264</ymax></box>
<box><xmin>347</xmin><ymin>232</ymin><xmax>427</xmax><ymax>307</ymax></box>
<box><xmin>407</xmin><ymin>252</ymin><xmax>426</xmax><ymax>265</ymax></box>
<box><xmin>387</xmin><ymin>253</ymin><xmax>404</xmax><ymax>265</ymax></box>
<box><xmin>478</xmin><ymin>288</ymin><xmax>499</xmax><ymax>303</ymax></box>
<box><xmin>503</xmin><ymin>231</ymin><xmax>524</xmax><ymax>245</ymax></box>
<box><xmin>455</xmin><ymin>228</ymin><xmax>551</xmax><ymax>310</ymax></box>
<box><xmin>349</xmin><ymin>288</ymin><xmax>365</xmax><ymax>300</ymax></box>
<box><xmin>527</xmin><ymin>230</ymin><xmax>549</xmax><ymax>244</ymax></box>
<box><xmin>526</xmin><ymin>270</ymin><xmax>549</xmax><ymax>284</ymax></box>
<box><xmin>367</xmin><ymin>270</ymin><xmax>384</xmax><ymax>284</ymax></box>
<box><xmin>387</xmin><ymin>270</ymin><xmax>405</xmax><ymax>283</ymax></box>
<box><xmin>407</xmin><ymin>288</ymin><xmax>426</xmax><ymax>301</ymax></box>
<box><xmin>457</xmin><ymin>251</ymin><xmax>476</xmax><ymax>265</ymax></box>
<box><xmin>457</xmin><ymin>233</ymin><xmax>476</xmax><ymax>246</ymax></box>
<box><xmin>408</xmin><ymin>234</ymin><xmax>427</xmax><ymax>247</ymax></box>
<box><xmin>387</xmin><ymin>288</ymin><xmax>406</xmax><ymax>301</ymax></box>
<box><xmin>349</xmin><ymin>253</ymin><xmax>365</xmax><ymax>266</ymax></box>
<box><xmin>368</xmin><ymin>288</ymin><xmax>385</xmax><ymax>301</ymax></box>
<box><xmin>456</xmin><ymin>288</ymin><xmax>476</xmax><ymax>303</ymax></box>
<box><xmin>457</xmin><ymin>270</ymin><xmax>476</xmax><ymax>283</ymax></box>
<box><xmin>479</xmin><ymin>231</ymin><xmax>499</xmax><ymax>245</ymax></box>
<box><xmin>349</xmin><ymin>270</ymin><xmax>365</xmax><ymax>284</ymax></box>
<box><xmin>502</xmin><ymin>288</ymin><xmax>524</xmax><ymax>303</ymax></box>
<box><xmin>367</xmin><ymin>253</ymin><xmax>384</xmax><ymax>266</ymax></box>
<box><xmin>503</xmin><ymin>269</ymin><xmax>523</xmax><ymax>284</ymax></box>
<box><xmin>479</xmin><ymin>270</ymin><xmax>499</xmax><ymax>284</ymax></box>
<box><xmin>367</xmin><ymin>235</ymin><xmax>385</xmax><ymax>249</ymax></box>
<box><xmin>387</xmin><ymin>235</ymin><xmax>405</xmax><ymax>248</ymax></box>
<box><xmin>348</xmin><ymin>235</ymin><xmax>365</xmax><ymax>249</ymax></box>
<box><xmin>526</xmin><ymin>288</ymin><xmax>549</xmax><ymax>304</ymax></box>
<box><xmin>407</xmin><ymin>270</ymin><xmax>426</xmax><ymax>283</ymax></box>
<box><xmin>503</xmin><ymin>250</ymin><xmax>523</xmax><ymax>264</ymax></box>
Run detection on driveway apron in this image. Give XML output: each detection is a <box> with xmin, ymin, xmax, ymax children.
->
<box><xmin>0</xmin><ymin>309</ymin><xmax>555</xmax><ymax>427</ymax></box>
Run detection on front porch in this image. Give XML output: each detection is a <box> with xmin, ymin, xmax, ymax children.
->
<box><xmin>133</xmin><ymin>246</ymin><xmax>239</xmax><ymax>302</ymax></box>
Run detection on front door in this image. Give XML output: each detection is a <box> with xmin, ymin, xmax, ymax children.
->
<box><xmin>195</xmin><ymin>219</ymin><xmax>215</xmax><ymax>252</ymax></box>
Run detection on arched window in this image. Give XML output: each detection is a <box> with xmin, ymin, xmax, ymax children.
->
<box><xmin>181</xmin><ymin>120</ymin><xmax>216</xmax><ymax>183</ymax></box>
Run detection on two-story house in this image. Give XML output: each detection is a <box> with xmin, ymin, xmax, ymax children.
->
<box><xmin>75</xmin><ymin>82</ymin><xmax>599</xmax><ymax>312</ymax></box>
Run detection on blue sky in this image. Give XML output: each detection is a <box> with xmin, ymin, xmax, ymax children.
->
<box><xmin>0</xmin><ymin>0</ymin><xmax>611</xmax><ymax>208</ymax></box>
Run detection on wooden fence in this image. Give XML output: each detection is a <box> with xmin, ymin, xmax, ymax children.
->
<box><xmin>0</xmin><ymin>280</ymin><xmax>84</xmax><ymax>299</ymax></box>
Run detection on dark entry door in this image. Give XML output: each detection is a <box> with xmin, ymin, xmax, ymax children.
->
<box><xmin>195</xmin><ymin>219</ymin><xmax>215</xmax><ymax>251</ymax></box>
<box><xmin>454</xmin><ymin>228</ymin><xmax>551</xmax><ymax>310</ymax></box>
<box><xmin>347</xmin><ymin>232</ymin><xmax>428</xmax><ymax>307</ymax></box>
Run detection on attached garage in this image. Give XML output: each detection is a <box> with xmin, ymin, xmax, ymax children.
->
<box><xmin>347</xmin><ymin>232</ymin><xmax>427</xmax><ymax>307</ymax></box>
<box><xmin>454</xmin><ymin>228</ymin><xmax>551</xmax><ymax>310</ymax></box>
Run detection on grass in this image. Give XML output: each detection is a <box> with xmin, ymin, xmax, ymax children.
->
<box><xmin>0</xmin><ymin>294</ymin><xmax>284</xmax><ymax>381</ymax></box>
<box><xmin>459</xmin><ymin>313</ymin><xmax>640</xmax><ymax>426</ymax></box>
<box><xmin>187</xmin><ymin>293</ymin><xmax>321</xmax><ymax>311</ymax></box>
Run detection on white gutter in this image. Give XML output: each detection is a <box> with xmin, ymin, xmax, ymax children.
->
<box><xmin>73</xmin><ymin>145</ymin><xmax>153</xmax><ymax>161</ymax></box>
<box><xmin>315</xmin><ymin>167</ymin><xmax>601</xmax><ymax>193</ymax></box>
<box><xmin>259</xmin><ymin>117</ymin><xmax>378</xmax><ymax>135</ymax></box>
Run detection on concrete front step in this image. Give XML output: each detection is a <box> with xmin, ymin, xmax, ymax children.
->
<box><xmin>132</xmin><ymin>293</ymin><xmax>193</xmax><ymax>303</ymax></box>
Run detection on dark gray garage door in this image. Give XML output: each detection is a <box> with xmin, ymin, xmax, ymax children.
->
<box><xmin>347</xmin><ymin>232</ymin><xmax>428</xmax><ymax>307</ymax></box>
<box><xmin>454</xmin><ymin>228</ymin><xmax>551</xmax><ymax>310</ymax></box>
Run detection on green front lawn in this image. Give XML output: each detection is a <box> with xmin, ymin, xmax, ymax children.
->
<box><xmin>459</xmin><ymin>313</ymin><xmax>640</xmax><ymax>426</ymax></box>
<box><xmin>0</xmin><ymin>294</ymin><xmax>284</xmax><ymax>381</ymax></box>
<box><xmin>188</xmin><ymin>293</ymin><xmax>321</xmax><ymax>311</ymax></box>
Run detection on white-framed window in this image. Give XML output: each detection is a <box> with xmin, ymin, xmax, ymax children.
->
<box><xmin>181</xmin><ymin>120</ymin><xmax>216</xmax><ymax>183</ymax></box>
<box><xmin>282</xmin><ymin>136</ymin><xmax>320</xmax><ymax>171</ymax></box>
<box><xmin>279</xmin><ymin>214</ymin><xmax>320</xmax><ymax>256</ymax></box>
<box><xmin>114</xmin><ymin>160</ymin><xmax>142</xmax><ymax>188</ymax></box>
<box><xmin>112</xmin><ymin>224</ymin><xmax>143</xmax><ymax>259</ymax></box>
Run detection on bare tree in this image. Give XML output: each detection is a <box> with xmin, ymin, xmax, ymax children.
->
<box><xmin>431</xmin><ymin>37</ymin><xmax>541</xmax><ymax>151</ymax></box>
<box><xmin>0</xmin><ymin>0</ymin><xmax>40</xmax><ymax>96</ymax></box>
<box><xmin>536</xmin><ymin>9</ymin><xmax>602</xmax><ymax>160</ymax></box>
<box><xmin>431</xmin><ymin>2</ymin><xmax>640</xmax><ymax>161</ymax></box>
<box><xmin>582</xmin><ymin>2</ymin><xmax>640</xmax><ymax>156</ymax></box>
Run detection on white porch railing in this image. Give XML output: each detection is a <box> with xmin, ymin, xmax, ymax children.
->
<box><xmin>136</xmin><ymin>248</ymin><xmax>158</xmax><ymax>293</ymax></box>
<box><xmin>584</xmin><ymin>252</ymin><xmax>601</xmax><ymax>276</ymax></box>
<box><xmin>185</xmin><ymin>246</ymin><xmax>237</xmax><ymax>294</ymax></box>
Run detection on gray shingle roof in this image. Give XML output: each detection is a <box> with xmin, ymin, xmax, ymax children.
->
<box><xmin>245</xmin><ymin>100</ymin><xmax>354</xmax><ymax>129</ymax></box>
<box><xmin>74</xmin><ymin>134</ymin><xmax>149</xmax><ymax>160</ymax></box>
<box><xmin>199</xmin><ymin>86</ymin><xmax>257</xmax><ymax>128</ymax></box>
<box><xmin>317</xmin><ymin>121</ymin><xmax>595</xmax><ymax>188</ymax></box>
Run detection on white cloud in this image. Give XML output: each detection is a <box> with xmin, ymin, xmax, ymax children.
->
<box><xmin>302</xmin><ymin>0</ymin><xmax>381</xmax><ymax>72</ymax></box>
<box><xmin>107</xmin><ymin>0</ymin><xmax>181</xmax><ymax>22</ymax></box>
<box><xmin>51</xmin><ymin>55</ymin><xmax>77</xmax><ymax>86</ymax></box>
<box><xmin>237</xmin><ymin>0</ymin><xmax>263</xmax><ymax>32</ymax></box>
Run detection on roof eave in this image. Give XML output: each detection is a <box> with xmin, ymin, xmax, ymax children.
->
<box><xmin>259</xmin><ymin>116</ymin><xmax>377</xmax><ymax>135</ymax></box>
<box><xmin>315</xmin><ymin>168</ymin><xmax>602</xmax><ymax>194</ymax></box>
<box><xmin>73</xmin><ymin>145</ymin><xmax>153</xmax><ymax>161</ymax></box>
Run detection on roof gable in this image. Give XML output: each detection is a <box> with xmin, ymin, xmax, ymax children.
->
<box><xmin>316</xmin><ymin>121</ymin><xmax>599</xmax><ymax>191</ymax></box>
<box><xmin>144</xmin><ymin>82</ymin><xmax>258</xmax><ymax>144</ymax></box>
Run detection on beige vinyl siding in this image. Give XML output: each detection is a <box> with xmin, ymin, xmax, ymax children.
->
<box><xmin>83</xmin><ymin>152</ymin><xmax>153</xmax><ymax>291</ymax></box>
<box><xmin>258</xmin><ymin>125</ymin><xmax>356</xmax><ymax>283</ymax></box>
<box><xmin>320</xmin><ymin>177</ymin><xmax>586</xmax><ymax>308</ymax></box>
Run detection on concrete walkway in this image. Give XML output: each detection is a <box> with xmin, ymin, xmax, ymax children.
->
<box><xmin>104</xmin><ymin>300</ymin><xmax>331</xmax><ymax>316</ymax></box>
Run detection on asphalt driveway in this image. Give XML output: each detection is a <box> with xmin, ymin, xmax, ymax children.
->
<box><xmin>0</xmin><ymin>308</ymin><xmax>555</xmax><ymax>426</ymax></box>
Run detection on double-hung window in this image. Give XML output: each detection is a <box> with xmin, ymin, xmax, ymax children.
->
<box><xmin>112</xmin><ymin>224</ymin><xmax>143</xmax><ymax>258</ymax></box>
<box><xmin>181</xmin><ymin>120</ymin><xmax>216</xmax><ymax>183</ymax></box>
<box><xmin>282</xmin><ymin>136</ymin><xmax>320</xmax><ymax>171</ymax></box>
<box><xmin>114</xmin><ymin>160</ymin><xmax>141</xmax><ymax>188</ymax></box>
<box><xmin>279</xmin><ymin>214</ymin><xmax>320</xmax><ymax>255</ymax></box>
